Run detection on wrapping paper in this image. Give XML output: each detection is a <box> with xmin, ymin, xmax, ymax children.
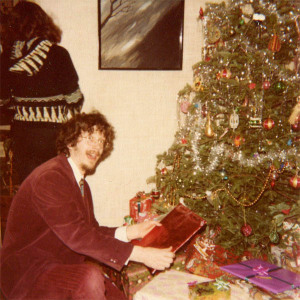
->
<box><xmin>230</xmin><ymin>279</ymin><xmax>300</xmax><ymax>300</ymax></box>
<box><xmin>185</xmin><ymin>234</ymin><xmax>241</xmax><ymax>279</ymax></box>
<box><xmin>121</xmin><ymin>262</ymin><xmax>153</xmax><ymax>300</ymax></box>
<box><xmin>132</xmin><ymin>204</ymin><xmax>206</xmax><ymax>274</ymax></box>
<box><xmin>188</xmin><ymin>278</ymin><xmax>231</xmax><ymax>299</ymax></box>
<box><xmin>133</xmin><ymin>270</ymin><xmax>211</xmax><ymax>300</ymax></box>
<box><xmin>220</xmin><ymin>259</ymin><xmax>300</xmax><ymax>294</ymax></box>
<box><xmin>129</xmin><ymin>194</ymin><xmax>153</xmax><ymax>222</ymax></box>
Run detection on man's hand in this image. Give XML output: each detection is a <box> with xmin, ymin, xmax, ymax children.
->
<box><xmin>129</xmin><ymin>246</ymin><xmax>174</xmax><ymax>270</ymax></box>
<box><xmin>126</xmin><ymin>220</ymin><xmax>161</xmax><ymax>241</ymax></box>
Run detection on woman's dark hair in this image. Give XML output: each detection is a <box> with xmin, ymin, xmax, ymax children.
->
<box><xmin>56</xmin><ymin>111</ymin><xmax>115</xmax><ymax>161</ymax></box>
<box><xmin>10</xmin><ymin>1</ymin><xmax>62</xmax><ymax>42</ymax></box>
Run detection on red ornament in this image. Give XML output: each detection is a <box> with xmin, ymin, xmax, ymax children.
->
<box><xmin>201</xmin><ymin>105</ymin><xmax>207</xmax><ymax>117</ymax></box>
<box><xmin>270</xmin><ymin>180</ymin><xmax>275</xmax><ymax>188</ymax></box>
<box><xmin>291</xmin><ymin>121</ymin><xmax>300</xmax><ymax>132</ymax></box>
<box><xmin>161</xmin><ymin>168</ymin><xmax>167</xmax><ymax>175</ymax></box>
<box><xmin>234</xmin><ymin>135</ymin><xmax>244</xmax><ymax>147</ymax></box>
<box><xmin>289</xmin><ymin>175</ymin><xmax>300</xmax><ymax>189</ymax></box>
<box><xmin>181</xmin><ymin>138</ymin><xmax>187</xmax><ymax>144</ymax></box>
<box><xmin>241</xmin><ymin>224</ymin><xmax>252</xmax><ymax>237</ymax></box>
<box><xmin>281</xmin><ymin>208</ymin><xmax>291</xmax><ymax>215</ymax></box>
<box><xmin>263</xmin><ymin>118</ymin><xmax>275</xmax><ymax>130</ymax></box>
<box><xmin>248</xmin><ymin>82</ymin><xmax>256</xmax><ymax>90</ymax></box>
<box><xmin>199</xmin><ymin>7</ymin><xmax>204</xmax><ymax>20</ymax></box>
<box><xmin>262</xmin><ymin>81</ymin><xmax>271</xmax><ymax>90</ymax></box>
<box><xmin>217</xmin><ymin>68</ymin><xmax>231</xmax><ymax>79</ymax></box>
<box><xmin>205</xmin><ymin>56</ymin><xmax>211</xmax><ymax>62</ymax></box>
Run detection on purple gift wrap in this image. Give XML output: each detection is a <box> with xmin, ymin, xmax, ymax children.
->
<box><xmin>220</xmin><ymin>259</ymin><xmax>300</xmax><ymax>294</ymax></box>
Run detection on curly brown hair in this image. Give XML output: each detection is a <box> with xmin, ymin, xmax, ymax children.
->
<box><xmin>56</xmin><ymin>111</ymin><xmax>115</xmax><ymax>162</ymax></box>
<box><xmin>10</xmin><ymin>1</ymin><xmax>62</xmax><ymax>42</ymax></box>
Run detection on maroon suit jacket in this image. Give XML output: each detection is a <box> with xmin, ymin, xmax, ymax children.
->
<box><xmin>0</xmin><ymin>154</ymin><xmax>133</xmax><ymax>299</ymax></box>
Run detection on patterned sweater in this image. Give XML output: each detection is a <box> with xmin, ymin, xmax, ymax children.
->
<box><xmin>1</xmin><ymin>38</ymin><xmax>83</xmax><ymax>124</ymax></box>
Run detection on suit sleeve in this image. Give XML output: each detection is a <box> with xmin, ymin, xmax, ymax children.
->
<box><xmin>31</xmin><ymin>169</ymin><xmax>133</xmax><ymax>271</ymax></box>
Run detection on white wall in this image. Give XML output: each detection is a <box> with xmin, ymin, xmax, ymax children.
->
<box><xmin>38</xmin><ymin>0</ymin><xmax>209</xmax><ymax>226</ymax></box>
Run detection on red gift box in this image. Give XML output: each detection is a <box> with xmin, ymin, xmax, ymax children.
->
<box><xmin>129</xmin><ymin>192</ymin><xmax>152</xmax><ymax>222</ymax></box>
<box><xmin>185</xmin><ymin>234</ymin><xmax>243</xmax><ymax>279</ymax></box>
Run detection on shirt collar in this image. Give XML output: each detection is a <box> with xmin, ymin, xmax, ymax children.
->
<box><xmin>67</xmin><ymin>156</ymin><xmax>84</xmax><ymax>186</ymax></box>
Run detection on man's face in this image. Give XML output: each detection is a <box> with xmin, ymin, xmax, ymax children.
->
<box><xmin>68</xmin><ymin>127</ymin><xmax>105</xmax><ymax>175</ymax></box>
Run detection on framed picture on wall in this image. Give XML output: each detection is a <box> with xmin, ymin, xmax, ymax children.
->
<box><xmin>98</xmin><ymin>0</ymin><xmax>184</xmax><ymax>70</ymax></box>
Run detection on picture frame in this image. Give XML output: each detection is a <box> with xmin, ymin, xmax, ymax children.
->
<box><xmin>98</xmin><ymin>0</ymin><xmax>184</xmax><ymax>70</ymax></box>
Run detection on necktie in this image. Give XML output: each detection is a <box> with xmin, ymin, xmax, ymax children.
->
<box><xmin>79</xmin><ymin>178</ymin><xmax>84</xmax><ymax>198</ymax></box>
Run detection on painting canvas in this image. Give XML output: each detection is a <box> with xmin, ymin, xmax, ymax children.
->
<box><xmin>99</xmin><ymin>0</ymin><xmax>184</xmax><ymax>70</ymax></box>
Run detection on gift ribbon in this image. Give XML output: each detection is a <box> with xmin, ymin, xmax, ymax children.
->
<box><xmin>214</xmin><ymin>278</ymin><xmax>230</xmax><ymax>291</ymax></box>
<box><xmin>238</xmin><ymin>262</ymin><xmax>295</xmax><ymax>288</ymax></box>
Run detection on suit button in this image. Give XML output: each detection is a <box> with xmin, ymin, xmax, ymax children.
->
<box><xmin>110</xmin><ymin>258</ymin><xmax>118</xmax><ymax>263</ymax></box>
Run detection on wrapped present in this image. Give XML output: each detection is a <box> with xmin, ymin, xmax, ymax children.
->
<box><xmin>220</xmin><ymin>259</ymin><xmax>300</xmax><ymax>294</ymax></box>
<box><xmin>124</xmin><ymin>215</ymin><xmax>135</xmax><ymax>226</ymax></box>
<box><xmin>137</xmin><ymin>211</ymin><xmax>159</xmax><ymax>223</ymax></box>
<box><xmin>129</xmin><ymin>192</ymin><xmax>153</xmax><ymax>222</ymax></box>
<box><xmin>271</xmin><ymin>245</ymin><xmax>300</xmax><ymax>274</ymax></box>
<box><xmin>188</xmin><ymin>278</ymin><xmax>231</xmax><ymax>299</ymax></box>
<box><xmin>185</xmin><ymin>234</ymin><xmax>242</xmax><ymax>279</ymax></box>
<box><xmin>133</xmin><ymin>269</ymin><xmax>211</xmax><ymax>300</ymax></box>
<box><xmin>121</xmin><ymin>262</ymin><xmax>153</xmax><ymax>300</ymax></box>
<box><xmin>230</xmin><ymin>278</ymin><xmax>300</xmax><ymax>300</ymax></box>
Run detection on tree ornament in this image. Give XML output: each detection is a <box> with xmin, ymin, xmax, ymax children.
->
<box><xmin>205</xmin><ymin>112</ymin><xmax>215</xmax><ymax>137</ymax></box>
<box><xmin>273</xmin><ymin>81</ymin><xmax>286</xmax><ymax>93</ymax></box>
<box><xmin>180</xmin><ymin>101</ymin><xmax>191</xmax><ymax>114</ymax></box>
<box><xmin>248</xmin><ymin>82</ymin><xmax>256</xmax><ymax>90</ymax></box>
<box><xmin>241</xmin><ymin>223</ymin><xmax>252</xmax><ymax>237</ymax></box>
<box><xmin>253</xmin><ymin>13</ymin><xmax>265</xmax><ymax>22</ymax></box>
<box><xmin>198</xmin><ymin>7</ymin><xmax>204</xmax><ymax>20</ymax></box>
<box><xmin>281</xmin><ymin>207</ymin><xmax>291</xmax><ymax>215</ymax></box>
<box><xmin>193</xmin><ymin>77</ymin><xmax>203</xmax><ymax>91</ymax></box>
<box><xmin>268</xmin><ymin>33</ymin><xmax>281</xmax><ymax>52</ymax></box>
<box><xmin>201</xmin><ymin>105</ymin><xmax>207</xmax><ymax>117</ymax></box>
<box><xmin>239</xmin><ymin>18</ymin><xmax>245</xmax><ymax>26</ymax></box>
<box><xmin>262</xmin><ymin>80</ymin><xmax>271</xmax><ymax>90</ymax></box>
<box><xmin>249</xmin><ymin>117</ymin><xmax>262</xmax><ymax>128</ymax></box>
<box><xmin>229</xmin><ymin>110</ymin><xmax>239</xmax><ymax>129</ymax></box>
<box><xmin>263</xmin><ymin>118</ymin><xmax>275</xmax><ymax>130</ymax></box>
<box><xmin>269</xmin><ymin>231</ymin><xmax>279</xmax><ymax>244</ymax></box>
<box><xmin>291</xmin><ymin>121</ymin><xmax>300</xmax><ymax>132</ymax></box>
<box><xmin>234</xmin><ymin>135</ymin><xmax>243</xmax><ymax>147</ymax></box>
<box><xmin>270</xmin><ymin>180</ymin><xmax>275</xmax><ymax>188</ymax></box>
<box><xmin>289</xmin><ymin>174</ymin><xmax>300</xmax><ymax>189</ymax></box>
<box><xmin>217</xmin><ymin>68</ymin><xmax>231</xmax><ymax>80</ymax></box>
<box><xmin>181</xmin><ymin>138</ymin><xmax>187</xmax><ymax>144</ymax></box>
<box><xmin>219</xmin><ymin>168</ymin><xmax>228</xmax><ymax>180</ymax></box>
<box><xmin>161</xmin><ymin>168</ymin><xmax>167</xmax><ymax>175</ymax></box>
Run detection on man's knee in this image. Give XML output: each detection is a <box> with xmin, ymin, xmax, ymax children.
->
<box><xmin>76</xmin><ymin>264</ymin><xmax>106</xmax><ymax>299</ymax></box>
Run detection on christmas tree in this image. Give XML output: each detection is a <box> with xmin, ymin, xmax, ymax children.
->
<box><xmin>148</xmin><ymin>0</ymin><xmax>300</xmax><ymax>258</ymax></box>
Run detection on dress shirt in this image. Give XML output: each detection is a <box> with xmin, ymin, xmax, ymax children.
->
<box><xmin>67</xmin><ymin>157</ymin><xmax>129</xmax><ymax>242</ymax></box>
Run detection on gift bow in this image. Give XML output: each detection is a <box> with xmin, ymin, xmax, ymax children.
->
<box><xmin>214</xmin><ymin>278</ymin><xmax>230</xmax><ymax>291</ymax></box>
<box><xmin>253</xmin><ymin>265</ymin><xmax>269</xmax><ymax>276</ymax></box>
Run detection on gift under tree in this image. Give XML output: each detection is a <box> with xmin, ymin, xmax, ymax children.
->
<box><xmin>148</xmin><ymin>0</ymin><xmax>300</xmax><ymax>260</ymax></box>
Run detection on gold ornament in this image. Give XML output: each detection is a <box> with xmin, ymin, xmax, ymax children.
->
<box><xmin>193</xmin><ymin>77</ymin><xmax>204</xmax><ymax>91</ymax></box>
<box><xmin>205</xmin><ymin>112</ymin><xmax>215</xmax><ymax>137</ymax></box>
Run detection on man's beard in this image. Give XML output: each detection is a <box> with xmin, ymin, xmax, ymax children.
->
<box><xmin>80</xmin><ymin>151</ymin><xmax>101</xmax><ymax>175</ymax></box>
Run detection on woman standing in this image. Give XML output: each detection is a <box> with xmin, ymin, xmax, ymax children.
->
<box><xmin>1</xmin><ymin>1</ymin><xmax>84</xmax><ymax>184</ymax></box>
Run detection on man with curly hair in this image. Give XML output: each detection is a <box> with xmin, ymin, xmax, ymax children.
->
<box><xmin>0</xmin><ymin>110</ymin><xmax>174</xmax><ymax>299</ymax></box>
